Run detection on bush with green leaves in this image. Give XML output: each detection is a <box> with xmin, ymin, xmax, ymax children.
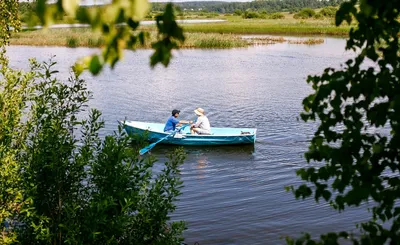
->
<box><xmin>293</xmin><ymin>8</ymin><xmax>316</xmax><ymax>19</ymax></box>
<box><xmin>288</xmin><ymin>0</ymin><xmax>400</xmax><ymax>244</ymax></box>
<box><xmin>319</xmin><ymin>6</ymin><xmax>338</xmax><ymax>18</ymax></box>
<box><xmin>268</xmin><ymin>12</ymin><xmax>285</xmax><ymax>19</ymax></box>
<box><xmin>243</xmin><ymin>10</ymin><xmax>261</xmax><ymax>19</ymax></box>
<box><xmin>313</xmin><ymin>13</ymin><xmax>323</xmax><ymax>19</ymax></box>
<box><xmin>0</xmin><ymin>59</ymin><xmax>186</xmax><ymax>245</ymax></box>
<box><xmin>233</xmin><ymin>9</ymin><xmax>242</xmax><ymax>16</ymax></box>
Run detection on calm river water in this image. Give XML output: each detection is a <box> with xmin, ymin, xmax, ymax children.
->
<box><xmin>7</xmin><ymin>37</ymin><xmax>370</xmax><ymax>244</ymax></box>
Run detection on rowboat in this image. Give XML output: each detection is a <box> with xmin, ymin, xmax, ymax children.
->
<box><xmin>121</xmin><ymin>120</ymin><xmax>257</xmax><ymax>146</ymax></box>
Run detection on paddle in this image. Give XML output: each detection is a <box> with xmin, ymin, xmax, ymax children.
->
<box><xmin>139</xmin><ymin>123</ymin><xmax>190</xmax><ymax>155</ymax></box>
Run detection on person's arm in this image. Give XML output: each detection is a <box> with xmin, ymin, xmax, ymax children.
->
<box><xmin>193</xmin><ymin>117</ymin><xmax>202</xmax><ymax>128</ymax></box>
<box><xmin>179</xmin><ymin>120</ymin><xmax>193</xmax><ymax>125</ymax></box>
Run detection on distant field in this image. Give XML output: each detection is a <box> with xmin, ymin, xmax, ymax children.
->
<box><xmin>140</xmin><ymin>13</ymin><xmax>352</xmax><ymax>36</ymax></box>
<box><xmin>180</xmin><ymin>15</ymin><xmax>351</xmax><ymax>36</ymax></box>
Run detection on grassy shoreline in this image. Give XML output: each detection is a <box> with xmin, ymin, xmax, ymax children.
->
<box><xmin>10</xmin><ymin>15</ymin><xmax>351</xmax><ymax>49</ymax></box>
<box><xmin>181</xmin><ymin>15</ymin><xmax>351</xmax><ymax>36</ymax></box>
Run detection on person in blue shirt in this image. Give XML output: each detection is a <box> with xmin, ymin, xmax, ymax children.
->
<box><xmin>164</xmin><ymin>109</ymin><xmax>192</xmax><ymax>132</ymax></box>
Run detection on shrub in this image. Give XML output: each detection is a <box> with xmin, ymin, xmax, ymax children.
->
<box><xmin>233</xmin><ymin>9</ymin><xmax>242</xmax><ymax>16</ymax></box>
<box><xmin>269</xmin><ymin>12</ymin><xmax>285</xmax><ymax>19</ymax></box>
<box><xmin>243</xmin><ymin>10</ymin><xmax>260</xmax><ymax>19</ymax></box>
<box><xmin>313</xmin><ymin>13</ymin><xmax>323</xmax><ymax>19</ymax></box>
<box><xmin>18</xmin><ymin>2</ymin><xmax>39</xmax><ymax>24</ymax></box>
<box><xmin>293</xmin><ymin>8</ymin><xmax>316</xmax><ymax>19</ymax></box>
<box><xmin>0</xmin><ymin>59</ymin><xmax>186</xmax><ymax>244</ymax></box>
<box><xmin>319</xmin><ymin>6</ymin><xmax>337</xmax><ymax>18</ymax></box>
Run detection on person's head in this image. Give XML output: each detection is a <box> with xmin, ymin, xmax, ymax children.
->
<box><xmin>194</xmin><ymin>108</ymin><xmax>205</xmax><ymax>117</ymax></box>
<box><xmin>172</xmin><ymin>109</ymin><xmax>180</xmax><ymax>117</ymax></box>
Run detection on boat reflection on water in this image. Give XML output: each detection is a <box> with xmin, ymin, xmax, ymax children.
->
<box><xmin>145</xmin><ymin>144</ymin><xmax>255</xmax><ymax>157</ymax></box>
<box><xmin>145</xmin><ymin>144</ymin><xmax>255</xmax><ymax>179</ymax></box>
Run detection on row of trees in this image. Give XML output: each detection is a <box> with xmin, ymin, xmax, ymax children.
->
<box><xmin>238</xmin><ymin>6</ymin><xmax>337</xmax><ymax>20</ymax></box>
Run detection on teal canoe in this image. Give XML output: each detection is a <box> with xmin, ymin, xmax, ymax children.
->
<box><xmin>121</xmin><ymin>121</ymin><xmax>257</xmax><ymax>146</ymax></box>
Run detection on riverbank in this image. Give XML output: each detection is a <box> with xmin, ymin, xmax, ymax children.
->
<box><xmin>10</xmin><ymin>15</ymin><xmax>349</xmax><ymax>48</ymax></box>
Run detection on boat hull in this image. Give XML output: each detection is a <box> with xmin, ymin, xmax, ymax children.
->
<box><xmin>121</xmin><ymin>121</ymin><xmax>256</xmax><ymax>146</ymax></box>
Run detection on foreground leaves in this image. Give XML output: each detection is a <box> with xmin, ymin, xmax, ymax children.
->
<box><xmin>31</xmin><ymin>0</ymin><xmax>185</xmax><ymax>75</ymax></box>
<box><xmin>0</xmin><ymin>0</ymin><xmax>21</xmax><ymax>66</ymax></box>
<box><xmin>289</xmin><ymin>0</ymin><xmax>400</xmax><ymax>244</ymax></box>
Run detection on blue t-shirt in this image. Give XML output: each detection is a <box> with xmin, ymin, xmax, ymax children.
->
<box><xmin>164</xmin><ymin>116</ymin><xmax>180</xmax><ymax>132</ymax></box>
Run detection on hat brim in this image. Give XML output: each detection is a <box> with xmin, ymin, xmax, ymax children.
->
<box><xmin>194</xmin><ymin>109</ymin><xmax>204</xmax><ymax>116</ymax></box>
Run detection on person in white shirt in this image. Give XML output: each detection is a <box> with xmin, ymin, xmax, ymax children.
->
<box><xmin>190</xmin><ymin>107</ymin><xmax>211</xmax><ymax>135</ymax></box>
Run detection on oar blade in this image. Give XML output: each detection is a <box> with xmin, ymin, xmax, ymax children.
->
<box><xmin>139</xmin><ymin>142</ymin><xmax>156</xmax><ymax>155</ymax></box>
<box><xmin>138</xmin><ymin>125</ymin><xmax>190</xmax><ymax>155</ymax></box>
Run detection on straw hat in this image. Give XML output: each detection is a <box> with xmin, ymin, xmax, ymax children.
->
<box><xmin>194</xmin><ymin>108</ymin><xmax>205</xmax><ymax>116</ymax></box>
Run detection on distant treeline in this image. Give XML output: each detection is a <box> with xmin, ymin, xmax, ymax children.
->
<box><xmin>151</xmin><ymin>0</ymin><xmax>345</xmax><ymax>13</ymax></box>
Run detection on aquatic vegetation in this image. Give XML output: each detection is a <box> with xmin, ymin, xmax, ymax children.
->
<box><xmin>288</xmin><ymin>38</ymin><xmax>324</xmax><ymax>45</ymax></box>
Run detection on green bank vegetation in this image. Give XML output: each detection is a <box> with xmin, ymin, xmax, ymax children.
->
<box><xmin>181</xmin><ymin>15</ymin><xmax>350</xmax><ymax>36</ymax></box>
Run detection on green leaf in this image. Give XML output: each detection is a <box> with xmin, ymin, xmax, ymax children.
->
<box><xmin>62</xmin><ymin>0</ymin><xmax>80</xmax><ymax>17</ymax></box>
<box><xmin>129</xmin><ymin>0</ymin><xmax>150</xmax><ymax>21</ymax></box>
<box><xmin>89</xmin><ymin>55</ymin><xmax>103</xmax><ymax>75</ymax></box>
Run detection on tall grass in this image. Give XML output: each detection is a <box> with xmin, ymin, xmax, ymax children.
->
<box><xmin>10</xmin><ymin>29</ymin><xmax>249</xmax><ymax>49</ymax></box>
<box><xmin>288</xmin><ymin>38</ymin><xmax>324</xmax><ymax>45</ymax></box>
<box><xmin>185</xmin><ymin>33</ymin><xmax>248</xmax><ymax>48</ymax></box>
<box><xmin>11</xmin><ymin>28</ymin><xmax>103</xmax><ymax>47</ymax></box>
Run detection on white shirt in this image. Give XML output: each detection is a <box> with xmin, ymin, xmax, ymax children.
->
<box><xmin>195</xmin><ymin>115</ymin><xmax>211</xmax><ymax>132</ymax></box>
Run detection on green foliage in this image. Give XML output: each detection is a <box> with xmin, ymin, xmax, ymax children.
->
<box><xmin>268</xmin><ymin>12</ymin><xmax>285</xmax><ymax>19</ymax></box>
<box><xmin>150</xmin><ymin>4</ymin><xmax>185</xmax><ymax>67</ymax></box>
<box><xmin>0</xmin><ymin>0</ymin><xmax>20</xmax><ymax>65</ymax></box>
<box><xmin>289</xmin><ymin>0</ymin><xmax>400</xmax><ymax>244</ymax></box>
<box><xmin>18</xmin><ymin>2</ymin><xmax>39</xmax><ymax>25</ymax></box>
<box><xmin>313</xmin><ymin>13</ymin><xmax>323</xmax><ymax>20</ymax></box>
<box><xmin>0</xmin><ymin>60</ymin><xmax>35</xmax><ymax>245</ymax></box>
<box><xmin>233</xmin><ymin>9</ymin><xmax>243</xmax><ymax>16</ymax></box>
<box><xmin>319</xmin><ymin>6</ymin><xmax>338</xmax><ymax>18</ymax></box>
<box><xmin>66</xmin><ymin>37</ymin><xmax>78</xmax><ymax>47</ymax></box>
<box><xmin>2</xmin><ymin>1</ymin><xmax>187</xmax><ymax>244</ymax></box>
<box><xmin>243</xmin><ymin>10</ymin><xmax>261</xmax><ymax>19</ymax></box>
<box><xmin>13</xmin><ymin>1</ymin><xmax>186</xmax><ymax>75</ymax></box>
<box><xmin>293</xmin><ymin>8</ymin><xmax>316</xmax><ymax>19</ymax></box>
<box><xmin>194</xmin><ymin>35</ymin><xmax>247</xmax><ymax>48</ymax></box>
<box><xmin>0</xmin><ymin>59</ymin><xmax>186</xmax><ymax>244</ymax></box>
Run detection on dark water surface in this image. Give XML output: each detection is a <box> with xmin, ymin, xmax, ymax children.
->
<box><xmin>8</xmin><ymin>38</ymin><xmax>371</xmax><ymax>244</ymax></box>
